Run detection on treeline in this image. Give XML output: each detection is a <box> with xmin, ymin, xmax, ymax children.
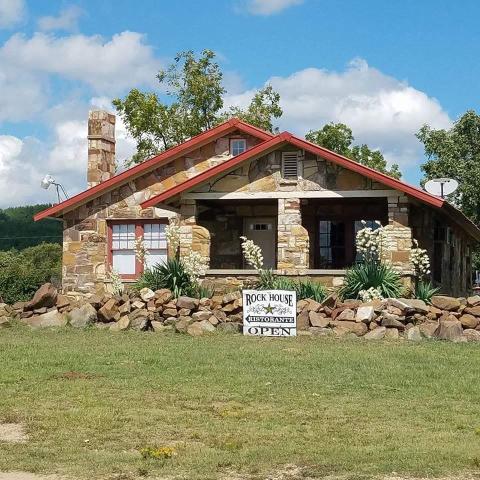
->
<box><xmin>0</xmin><ymin>204</ymin><xmax>62</xmax><ymax>250</ymax></box>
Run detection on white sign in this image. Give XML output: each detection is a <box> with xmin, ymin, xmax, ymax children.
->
<box><xmin>242</xmin><ymin>289</ymin><xmax>297</xmax><ymax>337</ymax></box>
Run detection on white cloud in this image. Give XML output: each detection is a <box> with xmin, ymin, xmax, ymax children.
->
<box><xmin>242</xmin><ymin>0</ymin><xmax>303</xmax><ymax>15</ymax></box>
<box><xmin>37</xmin><ymin>5</ymin><xmax>83</xmax><ymax>32</ymax></box>
<box><xmin>0</xmin><ymin>31</ymin><xmax>161</xmax><ymax>94</ymax></box>
<box><xmin>225</xmin><ymin>59</ymin><xmax>452</xmax><ymax>175</ymax></box>
<box><xmin>0</xmin><ymin>0</ymin><xmax>25</xmax><ymax>29</ymax></box>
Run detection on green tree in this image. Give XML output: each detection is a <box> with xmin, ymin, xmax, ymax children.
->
<box><xmin>306</xmin><ymin>122</ymin><xmax>402</xmax><ymax>179</ymax></box>
<box><xmin>114</xmin><ymin>50</ymin><xmax>282</xmax><ymax>165</ymax></box>
<box><xmin>417</xmin><ymin>110</ymin><xmax>480</xmax><ymax>225</ymax></box>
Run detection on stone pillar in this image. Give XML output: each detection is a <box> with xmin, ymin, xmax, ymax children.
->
<box><xmin>178</xmin><ymin>199</ymin><xmax>211</xmax><ymax>268</ymax></box>
<box><xmin>382</xmin><ymin>194</ymin><xmax>413</xmax><ymax>278</ymax></box>
<box><xmin>277</xmin><ymin>198</ymin><xmax>309</xmax><ymax>273</ymax></box>
<box><xmin>87</xmin><ymin>110</ymin><xmax>116</xmax><ymax>188</ymax></box>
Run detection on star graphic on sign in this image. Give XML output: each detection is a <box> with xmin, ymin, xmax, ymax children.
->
<box><xmin>263</xmin><ymin>303</ymin><xmax>274</xmax><ymax>314</ymax></box>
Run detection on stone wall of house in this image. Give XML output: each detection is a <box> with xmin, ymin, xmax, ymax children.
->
<box><xmin>62</xmin><ymin>131</ymin><xmax>262</xmax><ymax>293</ymax></box>
<box><xmin>194</xmin><ymin>149</ymin><xmax>389</xmax><ymax>194</ymax></box>
<box><xmin>277</xmin><ymin>198</ymin><xmax>309</xmax><ymax>272</ymax></box>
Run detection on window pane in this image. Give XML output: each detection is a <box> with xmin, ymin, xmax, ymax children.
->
<box><xmin>231</xmin><ymin>139</ymin><xmax>246</xmax><ymax>156</ymax></box>
<box><xmin>145</xmin><ymin>249</ymin><xmax>167</xmax><ymax>270</ymax></box>
<box><xmin>113</xmin><ymin>250</ymin><xmax>136</xmax><ymax>275</ymax></box>
<box><xmin>112</xmin><ymin>224</ymin><xmax>135</xmax><ymax>249</ymax></box>
<box><xmin>144</xmin><ymin>223</ymin><xmax>166</xmax><ymax>249</ymax></box>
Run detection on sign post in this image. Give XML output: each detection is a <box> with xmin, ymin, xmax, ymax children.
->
<box><xmin>242</xmin><ymin>289</ymin><xmax>297</xmax><ymax>337</ymax></box>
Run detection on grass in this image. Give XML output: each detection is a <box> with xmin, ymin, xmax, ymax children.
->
<box><xmin>1</xmin><ymin>325</ymin><xmax>480</xmax><ymax>479</ymax></box>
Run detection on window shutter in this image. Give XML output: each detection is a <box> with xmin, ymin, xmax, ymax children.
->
<box><xmin>281</xmin><ymin>152</ymin><xmax>299</xmax><ymax>179</ymax></box>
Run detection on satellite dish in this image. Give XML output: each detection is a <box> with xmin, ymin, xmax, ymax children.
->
<box><xmin>41</xmin><ymin>174</ymin><xmax>55</xmax><ymax>190</ymax></box>
<box><xmin>424</xmin><ymin>178</ymin><xmax>458</xmax><ymax>198</ymax></box>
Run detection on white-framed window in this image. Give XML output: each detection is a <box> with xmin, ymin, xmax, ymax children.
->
<box><xmin>109</xmin><ymin>221</ymin><xmax>168</xmax><ymax>278</ymax></box>
<box><xmin>144</xmin><ymin>223</ymin><xmax>168</xmax><ymax>270</ymax></box>
<box><xmin>111</xmin><ymin>223</ymin><xmax>136</xmax><ymax>275</ymax></box>
<box><xmin>281</xmin><ymin>151</ymin><xmax>299</xmax><ymax>179</ymax></box>
<box><xmin>230</xmin><ymin>138</ymin><xmax>247</xmax><ymax>156</ymax></box>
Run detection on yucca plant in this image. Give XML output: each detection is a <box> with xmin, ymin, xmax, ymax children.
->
<box><xmin>339</xmin><ymin>260</ymin><xmax>403</xmax><ymax>300</ymax></box>
<box><xmin>414</xmin><ymin>279</ymin><xmax>440</xmax><ymax>304</ymax></box>
<box><xmin>134</xmin><ymin>259</ymin><xmax>191</xmax><ymax>298</ymax></box>
<box><xmin>294</xmin><ymin>279</ymin><xmax>327</xmax><ymax>302</ymax></box>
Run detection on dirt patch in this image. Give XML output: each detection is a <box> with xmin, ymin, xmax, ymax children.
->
<box><xmin>0</xmin><ymin>423</ymin><xmax>28</xmax><ymax>443</ymax></box>
<box><xmin>51</xmin><ymin>371</ymin><xmax>99</xmax><ymax>380</ymax></box>
<box><xmin>0</xmin><ymin>474</ymin><xmax>66</xmax><ymax>480</ymax></box>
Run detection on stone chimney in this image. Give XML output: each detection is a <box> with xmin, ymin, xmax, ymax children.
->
<box><xmin>87</xmin><ymin>110</ymin><xmax>116</xmax><ymax>188</ymax></box>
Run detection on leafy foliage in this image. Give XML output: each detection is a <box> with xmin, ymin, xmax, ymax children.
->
<box><xmin>339</xmin><ymin>260</ymin><xmax>404</xmax><ymax>300</ymax></box>
<box><xmin>0</xmin><ymin>243</ymin><xmax>62</xmax><ymax>304</ymax></box>
<box><xmin>306</xmin><ymin>122</ymin><xmax>402</xmax><ymax>179</ymax></box>
<box><xmin>134</xmin><ymin>258</ymin><xmax>213</xmax><ymax>299</ymax></box>
<box><xmin>114</xmin><ymin>50</ymin><xmax>282</xmax><ymax>165</ymax></box>
<box><xmin>414</xmin><ymin>280</ymin><xmax>440</xmax><ymax>304</ymax></box>
<box><xmin>0</xmin><ymin>204</ymin><xmax>62</xmax><ymax>250</ymax></box>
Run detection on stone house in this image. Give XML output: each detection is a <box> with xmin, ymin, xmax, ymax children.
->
<box><xmin>35</xmin><ymin>110</ymin><xmax>480</xmax><ymax>296</ymax></box>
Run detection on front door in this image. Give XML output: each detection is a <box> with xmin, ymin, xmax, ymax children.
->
<box><xmin>244</xmin><ymin>217</ymin><xmax>276</xmax><ymax>269</ymax></box>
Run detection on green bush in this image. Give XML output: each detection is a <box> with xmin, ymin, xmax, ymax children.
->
<box><xmin>0</xmin><ymin>243</ymin><xmax>62</xmax><ymax>304</ymax></box>
<box><xmin>294</xmin><ymin>279</ymin><xmax>327</xmax><ymax>302</ymax></box>
<box><xmin>414</xmin><ymin>280</ymin><xmax>440</xmax><ymax>304</ymax></box>
<box><xmin>339</xmin><ymin>260</ymin><xmax>403</xmax><ymax>300</ymax></box>
<box><xmin>134</xmin><ymin>258</ymin><xmax>213</xmax><ymax>299</ymax></box>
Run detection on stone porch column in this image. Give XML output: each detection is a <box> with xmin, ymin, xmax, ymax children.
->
<box><xmin>277</xmin><ymin>198</ymin><xmax>309</xmax><ymax>273</ymax></box>
<box><xmin>178</xmin><ymin>199</ymin><xmax>211</xmax><ymax>267</ymax></box>
<box><xmin>382</xmin><ymin>194</ymin><xmax>413</xmax><ymax>278</ymax></box>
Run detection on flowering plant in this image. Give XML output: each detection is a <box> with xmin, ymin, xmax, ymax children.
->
<box><xmin>182</xmin><ymin>250</ymin><xmax>208</xmax><ymax>284</ymax></box>
<box><xmin>165</xmin><ymin>223</ymin><xmax>180</xmax><ymax>257</ymax></box>
<box><xmin>410</xmin><ymin>239</ymin><xmax>431</xmax><ymax>277</ymax></box>
<box><xmin>240</xmin><ymin>236</ymin><xmax>264</xmax><ymax>270</ymax></box>
<box><xmin>107</xmin><ymin>268</ymin><xmax>124</xmax><ymax>295</ymax></box>
<box><xmin>359</xmin><ymin>287</ymin><xmax>384</xmax><ymax>302</ymax></box>
<box><xmin>134</xmin><ymin>236</ymin><xmax>149</xmax><ymax>264</ymax></box>
<box><xmin>356</xmin><ymin>220</ymin><xmax>384</xmax><ymax>262</ymax></box>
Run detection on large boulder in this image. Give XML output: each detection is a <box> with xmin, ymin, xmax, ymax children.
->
<box><xmin>175</xmin><ymin>316</ymin><xmax>193</xmax><ymax>333</ymax></box>
<box><xmin>431</xmin><ymin>296</ymin><xmax>461</xmax><ymax>311</ymax></box>
<box><xmin>25</xmin><ymin>283</ymin><xmax>58</xmax><ymax>311</ymax></box>
<box><xmin>128</xmin><ymin>309</ymin><xmax>150</xmax><ymax>330</ymax></box>
<box><xmin>459</xmin><ymin>314</ymin><xmax>479</xmax><ymax>329</ymax></box>
<box><xmin>381</xmin><ymin>313</ymin><xmax>405</xmax><ymax>330</ymax></box>
<box><xmin>333</xmin><ymin>321</ymin><xmax>367</xmax><ymax>337</ymax></box>
<box><xmin>399</xmin><ymin>298</ymin><xmax>429</xmax><ymax>314</ymax></box>
<box><xmin>139</xmin><ymin>288</ymin><xmax>155</xmax><ymax>302</ymax></box>
<box><xmin>406</xmin><ymin>326</ymin><xmax>422</xmax><ymax>341</ymax></box>
<box><xmin>217</xmin><ymin>322</ymin><xmax>241</xmax><ymax>333</ymax></box>
<box><xmin>466</xmin><ymin>295</ymin><xmax>480</xmax><ymax>307</ymax></box>
<box><xmin>296</xmin><ymin>310</ymin><xmax>310</xmax><ymax>330</ymax></box>
<box><xmin>110</xmin><ymin>315</ymin><xmax>131</xmax><ymax>331</ymax></box>
<box><xmin>97</xmin><ymin>298</ymin><xmax>119</xmax><ymax>323</ymax></box>
<box><xmin>364</xmin><ymin>326</ymin><xmax>386</xmax><ymax>340</ymax></box>
<box><xmin>434</xmin><ymin>318</ymin><xmax>464</xmax><ymax>342</ymax></box>
<box><xmin>336</xmin><ymin>309</ymin><xmax>355</xmax><ymax>321</ymax></box>
<box><xmin>419</xmin><ymin>321</ymin><xmax>439</xmax><ymax>339</ymax></box>
<box><xmin>0</xmin><ymin>316</ymin><xmax>11</xmax><ymax>328</ymax></box>
<box><xmin>69</xmin><ymin>303</ymin><xmax>97</xmax><ymax>328</ymax></box>
<box><xmin>309</xmin><ymin>311</ymin><xmax>329</xmax><ymax>328</ymax></box>
<box><xmin>463</xmin><ymin>329</ymin><xmax>480</xmax><ymax>342</ymax></box>
<box><xmin>464</xmin><ymin>306</ymin><xmax>480</xmax><ymax>317</ymax></box>
<box><xmin>25</xmin><ymin>310</ymin><xmax>67</xmax><ymax>328</ymax></box>
<box><xmin>355</xmin><ymin>306</ymin><xmax>375</xmax><ymax>323</ymax></box>
<box><xmin>177</xmin><ymin>296</ymin><xmax>198</xmax><ymax>310</ymax></box>
<box><xmin>192</xmin><ymin>311</ymin><xmax>212</xmax><ymax>322</ymax></box>
<box><xmin>187</xmin><ymin>322</ymin><xmax>204</xmax><ymax>336</ymax></box>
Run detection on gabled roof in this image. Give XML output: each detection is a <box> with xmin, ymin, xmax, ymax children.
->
<box><xmin>34</xmin><ymin>118</ymin><xmax>273</xmax><ymax>222</ymax></box>
<box><xmin>141</xmin><ymin>131</ymin><xmax>445</xmax><ymax>209</ymax></box>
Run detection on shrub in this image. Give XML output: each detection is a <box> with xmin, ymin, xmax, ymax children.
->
<box><xmin>0</xmin><ymin>243</ymin><xmax>62</xmax><ymax>304</ymax></box>
<box><xmin>257</xmin><ymin>273</ymin><xmax>327</xmax><ymax>302</ymax></box>
<box><xmin>134</xmin><ymin>259</ymin><xmax>191</xmax><ymax>297</ymax></box>
<box><xmin>415</xmin><ymin>279</ymin><xmax>440</xmax><ymax>304</ymax></box>
<box><xmin>339</xmin><ymin>260</ymin><xmax>403</xmax><ymax>300</ymax></box>
<box><xmin>294</xmin><ymin>279</ymin><xmax>327</xmax><ymax>302</ymax></box>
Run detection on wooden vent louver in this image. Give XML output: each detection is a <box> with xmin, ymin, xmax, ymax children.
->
<box><xmin>281</xmin><ymin>152</ymin><xmax>299</xmax><ymax>179</ymax></box>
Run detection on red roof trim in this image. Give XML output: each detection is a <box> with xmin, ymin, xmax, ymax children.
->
<box><xmin>141</xmin><ymin>130</ymin><xmax>445</xmax><ymax>210</ymax></box>
<box><xmin>34</xmin><ymin>118</ymin><xmax>273</xmax><ymax>222</ymax></box>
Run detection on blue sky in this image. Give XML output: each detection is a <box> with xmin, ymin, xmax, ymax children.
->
<box><xmin>0</xmin><ymin>0</ymin><xmax>479</xmax><ymax>207</ymax></box>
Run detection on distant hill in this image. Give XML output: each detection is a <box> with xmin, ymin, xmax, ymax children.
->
<box><xmin>0</xmin><ymin>204</ymin><xmax>62</xmax><ymax>250</ymax></box>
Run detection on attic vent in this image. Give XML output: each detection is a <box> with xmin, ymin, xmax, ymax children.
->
<box><xmin>281</xmin><ymin>152</ymin><xmax>299</xmax><ymax>179</ymax></box>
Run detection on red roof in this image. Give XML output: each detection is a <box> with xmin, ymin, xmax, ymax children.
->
<box><xmin>34</xmin><ymin>118</ymin><xmax>273</xmax><ymax>222</ymax></box>
<box><xmin>141</xmin><ymin>131</ymin><xmax>445</xmax><ymax>209</ymax></box>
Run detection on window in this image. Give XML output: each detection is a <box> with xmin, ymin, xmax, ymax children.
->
<box><xmin>250</xmin><ymin>223</ymin><xmax>272</xmax><ymax>231</ymax></box>
<box><xmin>318</xmin><ymin>221</ymin><xmax>345</xmax><ymax>268</ymax></box>
<box><xmin>281</xmin><ymin>151</ymin><xmax>299</xmax><ymax>179</ymax></box>
<box><xmin>108</xmin><ymin>220</ymin><xmax>167</xmax><ymax>278</ymax></box>
<box><xmin>230</xmin><ymin>139</ymin><xmax>246</xmax><ymax>156</ymax></box>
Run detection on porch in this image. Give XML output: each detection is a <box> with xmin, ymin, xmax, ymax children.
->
<box><xmin>178</xmin><ymin>193</ymin><xmax>414</xmax><ymax>286</ymax></box>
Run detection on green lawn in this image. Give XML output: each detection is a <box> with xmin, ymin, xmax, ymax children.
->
<box><xmin>1</xmin><ymin>325</ymin><xmax>480</xmax><ymax>480</ymax></box>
